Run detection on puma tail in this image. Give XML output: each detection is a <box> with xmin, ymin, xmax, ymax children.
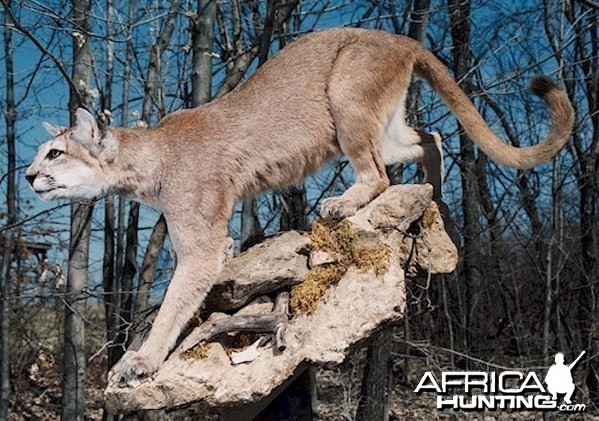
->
<box><xmin>411</xmin><ymin>41</ymin><xmax>574</xmax><ymax>169</ymax></box>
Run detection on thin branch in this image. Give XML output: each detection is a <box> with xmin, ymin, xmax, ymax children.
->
<box><xmin>0</xmin><ymin>0</ymin><xmax>81</xmax><ymax>104</ymax></box>
<box><xmin>0</xmin><ymin>202</ymin><xmax>73</xmax><ymax>233</ymax></box>
<box><xmin>577</xmin><ymin>0</ymin><xmax>599</xmax><ymax>9</ymax></box>
<box><xmin>181</xmin><ymin>291</ymin><xmax>290</xmax><ymax>353</ymax></box>
<box><xmin>0</xmin><ymin>165</ymin><xmax>27</xmax><ymax>186</ymax></box>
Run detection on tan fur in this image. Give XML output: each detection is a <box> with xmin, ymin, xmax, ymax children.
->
<box><xmin>25</xmin><ymin>28</ymin><xmax>573</xmax><ymax>383</ymax></box>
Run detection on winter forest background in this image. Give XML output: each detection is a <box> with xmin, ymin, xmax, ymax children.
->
<box><xmin>0</xmin><ymin>0</ymin><xmax>597</xmax><ymax>419</ymax></box>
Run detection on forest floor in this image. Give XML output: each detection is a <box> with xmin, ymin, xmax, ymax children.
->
<box><xmin>6</xmin><ymin>306</ymin><xmax>598</xmax><ymax>420</ymax></box>
<box><xmin>9</xmin><ymin>344</ymin><xmax>599</xmax><ymax>420</ymax></box>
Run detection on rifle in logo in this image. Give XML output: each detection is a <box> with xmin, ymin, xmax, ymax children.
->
<box><xmin>545</xmin><ymin>351</ymin><xmax>585</xmax><ymax>404</ymax></box>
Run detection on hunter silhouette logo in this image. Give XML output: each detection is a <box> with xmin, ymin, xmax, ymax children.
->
<box><xmin>414</xmin><ymin>351</ymin><xmax>587</xmax><ymax>412</ymax></box>
<box><xmin>545</xmin><ymin>351</ymin><xmax>585</xmax><ymax>404</ymax></box>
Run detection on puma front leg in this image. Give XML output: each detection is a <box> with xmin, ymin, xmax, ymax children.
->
<box><xmin>109</xmin><ymin>200</ymin><xmax>231</xmax><ymax>384</ymax></box>
<box><xmin>108</xmin><ymin>254</ymin><xmax>218</xmax><ymax>382</ymax></box>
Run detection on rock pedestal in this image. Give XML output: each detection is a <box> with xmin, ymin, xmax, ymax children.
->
<box><xmin>104</xmin><ymin>184</ymin><xmax>458</xmax><ymax>416</ymax></box>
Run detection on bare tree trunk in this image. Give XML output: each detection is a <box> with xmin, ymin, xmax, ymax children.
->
<box><xmin>142</xmin><ymin>0</ymin><xmax>182</xmax><ymax>124</ymax></box>
<box><xmin>240</xmin><ymin>199</ymin><xmax>262</xmax><ymax>251</ymax></box>
<box><xmin>105</xmin><ymin>0</ymin><xmax>136</xmax><ymax>369</ymax></box>
<box><xmin>0</xmin><ymin>233</ymin><xmax>12</xmax><ymax>420</ymax></box>
<box><xmin>239</xmin><ymin>0</ymin><xmax>298</xmax><ymax>250</ymax></box>
<box><xmin>0</xmin><ymin>231</ymin><xmax>12</xmax><ymax>419</ymax></box>
<box><xmin>405</xmin><ymin>0</ymin><xmax>431</xmax><ymax>380</ymax></box>
<box><xmin>191</xmin><ymin>0</ymin><xmax>217</xmax><ymax>107</ymax></box>
<box><xmin>279</xmin><ymin>185</ymin><xmax>309</xmax><ymax>232</ymax></box>
<box><xmin>544</xmin><ymin>1</ymin><xmax>598</xmax><ymax>403</ymax></box>
<box><xmin>63</xmin><ymin>0</ymin><xmax>93</xmax><ymax>418</ymax></box>
<box><xmin>542</xmin><ymin>162</ymin><xmax>558</xmax><ymax>369</ymax></box>
<box><xmin>407</xmin><ymin>0</ymin><xmax>431</xmax><ymax>42</ymax></box>
<box><xmin>63</xmin><ymin>205</ymin><xmax>93</xmax><ymax>421</ymax></box>
<box><xmin>448</xmin><ymin>0</ymin><xmax>477</xmax><ymax>362</ymax></box>
<box><xmin>574</xmin><ymin>5</ymin><xmax>599</xmax><ymax>406</ymax></box>
<box><xmin>277</xmin><ymin>20</ymin><xmax>308</xmax><ymax>234</ymax></box>
<box><xmin>113</xmin><ymin>200</ymin><xmax>139</xmax><ymax>364</ymax></box>
<box><xmin>135</xmin><ymin>215</ymin><xmax>168</xmax><ymax>314</ymax></box>
<box><xmin>215</xmin><ymin>0</ymin><xmax>244</xmax><ymax>97</ymax></box>
<box><xmin>0</xmin><ymin>2</ymin><xmax>16</xmax><ymax>416</ymax></box>
<box><xmin>102</xmin><ymin>0</ymin><xmax>117</xmax><ymax>369</ymax></box>
<box><xmin>442</xmin><ymin>274</ymin><xmax>455</xmax><ymax>367</ymax></box>
<box><xmin>356</xmin><ymin>330</ymin><xmax>393</xmax><ymax>421</ymax></box>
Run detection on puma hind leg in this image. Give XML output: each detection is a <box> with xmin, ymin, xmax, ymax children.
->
<box><xmin>321</xmin><ymin>102</ymin><xmax>390</xmax><ymax>219</ymax></box>
<box><xmin>321</xmin><ymin>44</ymin><xmax>410</xmax><ymax>219</ymax></box>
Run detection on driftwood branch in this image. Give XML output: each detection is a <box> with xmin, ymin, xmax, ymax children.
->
<box><xmin>181</xmin><ymin>292</ymin><xmax>289</xmax><ymax>352</ymax></box>
<box><xmin>273</xmin><ymin>292</ymin><xmax>289</xmax><ymax>351</ymax></box>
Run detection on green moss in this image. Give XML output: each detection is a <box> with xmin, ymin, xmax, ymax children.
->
<box><xmin>421</xmin><ymin>204</ymin><xmax>437</xmax><ymax>230</ymax></box>
<box><xmin>353</xmin><ymin>244</ymin><xmax>390</xmax><ymax>277</ymax></box>
<box><xmin>290</xmin><ymin>265</ymin><xmax>347</xmax><ymax>314</ymax></box>
<box><xmin>183</xmin><ymin>333</ymin><xmax>261</xmax><ymax>361</ymax></box>
<box><xmin>309</xmin><ymin>220</ymin><xmax>355</xmax><ymax>261</ymax></box>
<box><xmin>183</xmin><ymin>343</ymin><xmax>210</xmax><ymax>361</ymax></box>
<box><xmin>290</xmin><ymin>220</ymin><xmax>390</xmax><ymax>316</ymax></box>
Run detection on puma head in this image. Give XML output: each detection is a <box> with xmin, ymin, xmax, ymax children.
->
<box><xmin>25</xmin><ymin>108</ymin><xmax>117</xmax><ymax>200</ymax></box>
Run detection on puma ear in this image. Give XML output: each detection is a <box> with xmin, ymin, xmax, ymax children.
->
<box><xmin>72</xmin><ymin>108</ymin><xmax>116</xmax><ymax>159</ymax></box>
<box><xmin>72</xmin><ymin>108</ymin><xmax>99</xmax><ymax>143</ymax></box>
<box><xmin>42</xmin><ymin>121</ymin><xmax>67</xmax><ymax>137</ymax></box>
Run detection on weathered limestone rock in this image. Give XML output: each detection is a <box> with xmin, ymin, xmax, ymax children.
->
<box><xmin>411</xmin><ymin>201</ymin><xmax>459</xmax><ymax>275</ymax></box>
<box><xmin>308</xmin><ymin>249</ymin><xmax>337</xmax><ymax>267</ymax></box>
<box><xmin>349</xmin><ymin>184</ymin><xmax>433</xmax><ymax>232</ymax></box>
<box><xmin>349</xmin><ymin>184</ymin><xmax>458</xmax><ymax>276</ymax></box>
<box><xmin>205</xmin><ymin>231</ymin><xmax>310</xmax><ymax>311</ymax></box>
<box><xmin>104</xmin><ymin>185</ymin><xmax>459</xmax><ymax>415</ymax></box>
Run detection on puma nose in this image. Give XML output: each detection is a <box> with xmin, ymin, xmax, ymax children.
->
<box><xmin>26</xmin><ymin>174</ymin><xmax>37</xmax><ymax>185</ymax></box>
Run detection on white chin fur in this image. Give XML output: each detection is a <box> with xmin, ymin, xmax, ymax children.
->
<box><xmin>35</xmin><ymin>185</ymin><xmax>104</xmax><ymax>201</ymax></box>
<box><xmin>37</xmin><ymin>189</ymin><xmax>62</xmax><ymax>201</ymax></box>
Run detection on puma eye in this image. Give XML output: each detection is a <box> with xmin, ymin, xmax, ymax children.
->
<box><xmin>46</xmin><ymin>149</ymin><xmax>64</xmax><ymax>160</ymax></box>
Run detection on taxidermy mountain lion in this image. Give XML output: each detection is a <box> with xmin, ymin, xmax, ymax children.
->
<box><xmin>26</xmin><ymin>28</ymin><xmax>573</xmax><ymax>383</ymax></box>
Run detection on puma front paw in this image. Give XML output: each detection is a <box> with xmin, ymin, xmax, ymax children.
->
<box><xmin>320</xmin><ymin>197</ymin><xmax>357</xmax><ymax>220</ymax></box>
<box><xmin>108</xmin><ymin>350</ymin><xmax>162</xmax><ymax>387</ymax></box>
